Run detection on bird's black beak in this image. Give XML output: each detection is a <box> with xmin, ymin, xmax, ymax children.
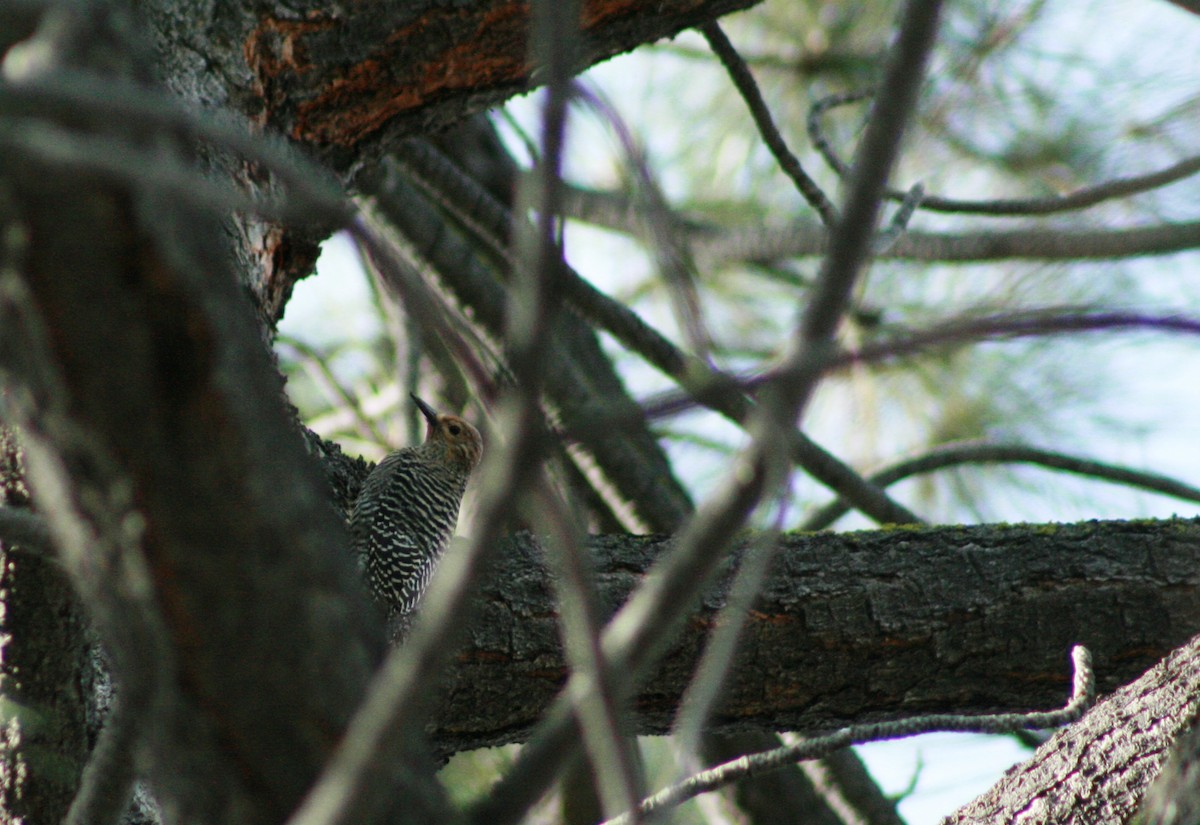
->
<box><xmin>411</xmin><ymin>393</ymin><xmax>440</xmax><ymax>427</ymax></box>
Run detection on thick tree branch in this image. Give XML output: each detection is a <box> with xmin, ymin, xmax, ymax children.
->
<box><xmin>433</xmin><ymin>519</ymin><xmax>1200</xmax><ymax>753</ymax></box>
<box><xmin>141</xmin><ymin>0</ymin><xmax>764</xmax><ymax>173</ymax></box>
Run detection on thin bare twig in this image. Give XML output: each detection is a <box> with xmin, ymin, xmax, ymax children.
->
<box><xmin>806</xmin><ymin>90</ymin><xmax>874</xmax><ymax>180</ymax></box>
<box><xmin>807</xmin><ymin>90</ymin><xmax>1200</xmax><ymax>216</ymax></box>
<box><xmin>804</xmin><ymin>440</ymin><xmax>1200</xmax><ymax>530</ymax></box>
<box><xmin>639</xmin><ymin>308</ymin><xmax>1200</xmax><ymax>422</ymax></box>
<box><xmin>603</xmin><ymin>646</ymin><xmax>1094</xmax><ymax>825</ymax></box>
<box><xmin>702</xmin><ymin>23</ymin><xmax>839</xmax><ymax>228</ymax></box>
<box><xmin>537</xmin><ymin>478</ymin><xmax>645</xmax><ymax>822</ymax></box>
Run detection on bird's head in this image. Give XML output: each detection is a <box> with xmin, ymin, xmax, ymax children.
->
<box><xmin>412</xmin><ymin>393</ymin><xmax>483</xmax><ymax>473</ymax></box>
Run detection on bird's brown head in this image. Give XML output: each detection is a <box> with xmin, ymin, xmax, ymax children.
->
<box><xmin>412</xmin><ymin>393</ymin><xmax>483</xmax><ymax>473</ymax></box>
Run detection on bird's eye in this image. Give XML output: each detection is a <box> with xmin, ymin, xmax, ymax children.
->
<box><xmin>448</xmin><ymin>424</ymin><xmax>462</xmax><ymax>436</ymax></box>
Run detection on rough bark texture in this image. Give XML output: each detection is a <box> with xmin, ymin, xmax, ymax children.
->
<box><xmin>946</xmin><ymin>633</ymin><xmax>1200</xmax><ymax>825</ymax></box>
<box><xmin>0</xmin><ymin>429</ymin><xmax>89</xmax><ymax>824</ymax></box>
<box><xmin>0</xmin><ymin>185</ymin><xmax>376</xmax><ymax>819</ymax></box>
<box><xmin>142</xmin><ymin>0</ymin><xmax>762</xmax><ymax>173</ymax></box>
<box><xmin>434</xmin><ymin>520</ymin><xmax>1200</xmax><ymax>752</ymax></box>
<box><xmin>1140</xmin><ymin>716</ymin><xmax>1200</xmax><ymax>825</ymax></box>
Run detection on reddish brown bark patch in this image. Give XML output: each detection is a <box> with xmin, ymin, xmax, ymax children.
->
<box><xmin>241</xmin><ymin>0</ymin><xmax>760</xmax><ymax>151</ymax></box>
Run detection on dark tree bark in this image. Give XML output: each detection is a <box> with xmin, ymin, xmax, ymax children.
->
<box><xmin>141</xmin><ymin>0</ymin><xmax>763</xmax><ymax>172</ymax></box>
<box><xmin>1</xmin><ymin>5</ymin><xmax>383</xmax><ymax>822</ymax></box>
<box><xmin>0</xmin><ymin>429</ymin><xmax>90</xmax><ymax>824</ymax></box>
<box><xmin>435</xmin><ymin>521</ymin><xmax>1200</xmax><ymax>752</ymax></box>
<box><xmin>1140</xmin><ymin>716</ymin><xmax>1200</xmax><ymax>825</ymax></box>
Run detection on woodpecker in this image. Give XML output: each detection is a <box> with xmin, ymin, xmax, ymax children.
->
<box><xmin>349</xmin><ymin>393</ymin><xmax>482</xmax><ymax>624</ymax></box>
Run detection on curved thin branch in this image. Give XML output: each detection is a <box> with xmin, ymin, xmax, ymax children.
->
<box><xmin>804</xmin><ymin>441</ymin><xmax>1200</xmax><ymax>530</ymax></box>
<box><xmin>808</xmin><ymin>90</ymin><xmax>1200</xmax><ymax>216</ymax></box>
<box><xmin>701</xmin><ymin>22</ymin><xmax>838</xmax><ymax>227</ymax></box>
<box><xmin>639</xmin><ymin>309</ymin><xmax>1200</xmax><ymax>423</ymax></box>
<box><xmin>605</xmin><ymin>647</ymin><xmax>1094</xmax><ymax>825</ymax></box>
<box><xmin>805</xmin><ymin>89</ymin><xmax>873</xmax><ymax>180</ymax></box>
